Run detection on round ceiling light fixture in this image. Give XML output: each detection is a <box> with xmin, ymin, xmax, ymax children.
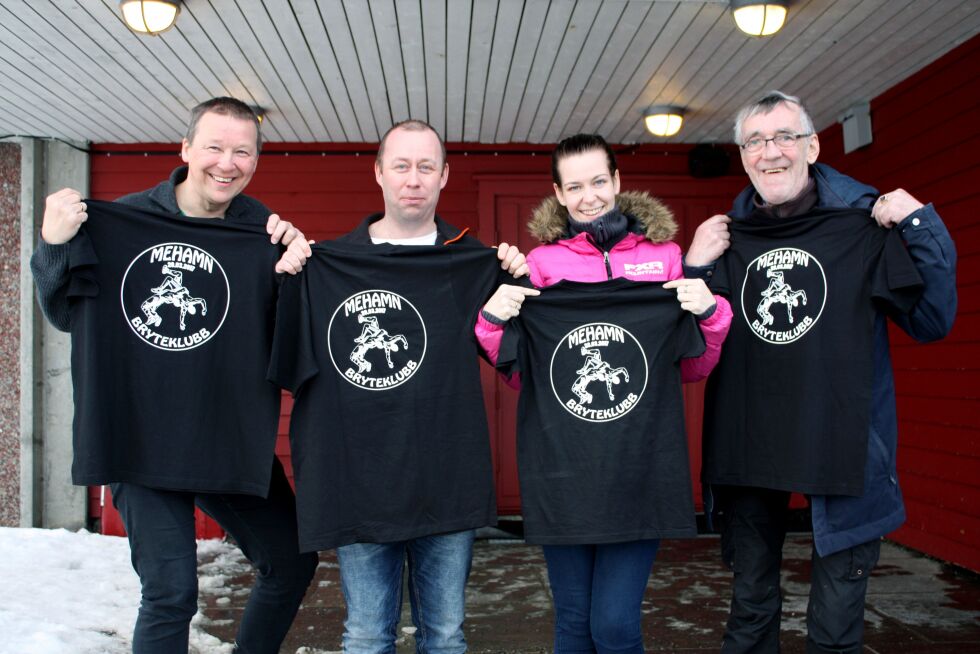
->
<box><xmin>120</xmin><ymin>0</ymin><xmax>181</xmax><ymax>36</ymax></box>
<box><xmin>731</xmin><ymin>0</ymin><xmax>788</xmax><ymax>37</ymax></box>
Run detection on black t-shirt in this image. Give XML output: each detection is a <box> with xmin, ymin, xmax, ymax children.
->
<box><xmin>497</xmin><ymin>279</ymin><xmax>706</xmax><ymax>544</ymax></box>
<box><xmin>67</xmin><ymin>200</ymin><xmax>282</xmax><ymax>495</ymax></box>
<box><xmin>703</xmin><ymin>207</ymin><xmax>923</xmax><ymax>495</ymax></box>
<box><xmin>268</xmin><ymin>241</ymin><xmax>501</xmax><ymax>551</ymax></box>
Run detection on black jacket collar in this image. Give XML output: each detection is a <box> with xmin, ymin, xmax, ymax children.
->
<box><xmin>341</xmin><ymin>213</ymin><xmax>471</xmax><ymax>245</ymax></box>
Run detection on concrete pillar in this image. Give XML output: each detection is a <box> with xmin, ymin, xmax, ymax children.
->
<box><xmin>19</xmin><ymin>138</ymin><xmax>89</xmax><ymax>529</ymax></box>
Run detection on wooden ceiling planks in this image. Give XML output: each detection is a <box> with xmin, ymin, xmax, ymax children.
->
<box><xmin>236</xmin><ymin>0</ymin><xmax>330</xmax><ymax>139</ymax></box>
<box><xmin>81</xmin><ymin>0</ymin><xmax>199</xmax><ymax>135</ymax></box>
<box><xmin>509</xmin><ymin>1</ymin><xmax>577</xmax><ymax>143</ymax></box>
<box><xmin>491</xmin><ymin>0</ymin><xmax>549</xmax><ymax>143</ymax></box>
<box><xmin>478</xmin><ymin>0</ymin><xmax>523</xmax><ymax>144</ymax></box>
<box><xmin>0</xmin><ymin>1</ymin><xmax>146</xmax><ymax>141</ymax></box>
<box><xmin>263</xmin><ymin>0</ymin><xmax>346</xmax><ymax>141</ymax></box>
<box><xmin>420</xmin><ymin>0</ymin><xmax>447</xmax><ymax>138</ymax></box>
<box><xmin>178</xmin><ymin>0</ymin><xmax>286</xmax><ymax>141</ymax></box>
<box><xmin>529</xmin><ymin>0</ymin><xmax>613</xmax><ymax>145</ymax></box>
<box><xmin>461</xmin><ymin>0</ymin><xmax>496</xmax><ymax>142</ymax></box>
<box><xmin>315</xmin><ymin>0</ymin><xmax>380</xmax><ymax>142</ymax></box>
<box><xmin>610</xmin><ymin>1</ymin><xmax>724</xmax><ymax>144</ymax></box>
<box><xmin>0</xmin><ymin>0</ymin><xmax>978</xmax><ymax>145</ymax></box>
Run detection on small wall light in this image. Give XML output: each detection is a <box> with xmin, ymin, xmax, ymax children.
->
<box><xmin>838</xmin><ymin>101</ymin><xmax>872</xmax><ymax>154</ymax></box>
<box><xmin>644</xmin><ymin>105</ymin><xmax>685</xmax><ymax>137</ymax></box>
<box><xmin>249</xmin><ymin>106</ymin><xmax>266</xmax><ymax>124</ymax></box>
<box><xmin>731</xmin><ymin>0</ymin><xmax>788</xmax><ymax>37</ymax></box>
<box><xmin>120</xmin><ymin>0</ymin><xmax>181</xmax><ymax>35</ymax></box>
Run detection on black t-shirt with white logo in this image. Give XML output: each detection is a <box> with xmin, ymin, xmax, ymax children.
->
<box><xmin>703</xmin><ymin>208</ymin><xmax>924</xmax><ymax>495</ymax></box>
<box><xmin>497</xmin><ymin>279</ymin><xmax>706</xmax><ymax>544</ymax></box>
<box><xmin>268</xmin><ymin>241</ymin><xmax>501</xmax><ymax>551</ymax></box>
<box><xmin>67</xmin><ymin>200</ymin><xmax>282</xmax><ymax>494</ymax></box>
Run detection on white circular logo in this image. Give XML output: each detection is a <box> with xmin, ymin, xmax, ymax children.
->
<box><xmin>550</xmin><ymin>322</ymin><xmax>647</xmax><ymax>423</ymax></box>
<box><xmin>327</xmin><ymin>289</ymin><xmax>426</xmax><ymax>391</ymax></box>
<box><xmin>741</xmin><ymin>247</ymin><xmax>827</xmax><ymax>344</ymax></box>
<box><xmin>120</xmin><ymin>242</ymin><xmax>229</xmax><ymax>351</ymax></box>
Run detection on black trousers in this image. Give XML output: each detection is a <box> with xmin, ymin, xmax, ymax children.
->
<box><xmin>111</xmin><ymin>457</ymin><xmax>319</xmax><ymax>654</ymax></box>
<box><xmin>717</xmin><ymin>486</ymin><xmax>881</xmax><ymax>654</ymax></box>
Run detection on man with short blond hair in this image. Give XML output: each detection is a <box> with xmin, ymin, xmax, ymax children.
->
<box><xmin>339</xmin><ymin>119</ymin><xmax>525</xmax><ymax>654</ymax></box>
<box><xmin>271</xmin><ymin>119</ymin><xmax>527</xmax><ymax>654</ymax></box>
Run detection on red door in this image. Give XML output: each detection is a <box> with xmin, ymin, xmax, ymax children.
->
<box><xmin>477</xmin><ymin>176</ymin><xmax>552</xmax><ymax>513</ymax></box>
<box><xmin>476</xmin><ymin>174</ymin><xmax>749</xmax><ymax>513</ymax></box>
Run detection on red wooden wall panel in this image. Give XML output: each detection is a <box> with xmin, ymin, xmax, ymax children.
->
<box><xmin>820</xmin><ymin>33</ymin><xmax>980</xmax><ymax>572</ymax></box>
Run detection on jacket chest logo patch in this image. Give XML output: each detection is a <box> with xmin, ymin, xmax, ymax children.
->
<box><xmin>327</xmin><ymin>289</ymin><xmax>426</xmax><ymax>391</ymax></box>
<box><xmin>623</xmin><ymin>261</ymin><xmax>664</xmax><ymax>277</ymax></box>
<box><xmin>121</xmin><ymin>242</ymin><xmax>229</xmax><ymax>351</ymax></box>
<box><xmin>741</xmin><ymin>247</ymin><xmax>827</xmax><ymax>344</ymax></box>
<box><xmin>550</xmin><ymin>322</ymin><xmax>648</xmax><ymax>423</ymax></box>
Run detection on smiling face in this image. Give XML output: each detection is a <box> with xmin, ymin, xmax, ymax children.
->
<box><xmin>374</xmin><ymin>125</ymin><xmax>448</xmax><ymax>230</ymax></box>
<box><xmin>179</xmin><ymin>111</ymin><xmax>259</xmax><ymax>217</ymax></box>
<box><xmin>553</xmin><ymin>148</ymin><xmax>621</xmax><ymax>223</ymax></box>
<box><xmin>739</xmin><ymin>101</ymin><xmax>819</xmax><ymax>206</ymax></box>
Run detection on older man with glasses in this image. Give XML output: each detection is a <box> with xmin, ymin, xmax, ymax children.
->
<box><xmin>684</xmin><ymin>90</ymin><xmax>957</xmax><ymax>653</ymax></box>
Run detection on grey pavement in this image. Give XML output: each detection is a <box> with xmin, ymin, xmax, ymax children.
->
<box><xmin>197</xmin><ymin>534</ymin><xmax>980</xmax><ymax>653</ymax></box>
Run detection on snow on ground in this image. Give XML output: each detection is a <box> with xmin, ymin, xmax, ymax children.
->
<box><xmin>0</xmin><ymin>527</ymin><xmax>240</xmax><ymax>654</ymax></box>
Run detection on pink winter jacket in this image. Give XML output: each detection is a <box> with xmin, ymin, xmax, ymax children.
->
<box><xmin>476</xmin><ymin>190</ymin><xmax>732</xmax><ymax>385</ymax></box>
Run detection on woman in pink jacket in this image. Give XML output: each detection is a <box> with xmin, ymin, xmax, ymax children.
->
<box><xmin>476</xmin><ymin>133</ymin><xmax>731</xmax><ymax>654</ymax></box>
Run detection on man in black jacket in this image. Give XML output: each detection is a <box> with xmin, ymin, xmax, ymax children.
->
<box><xmin>329</xmin><ymin>119</ymin><xmax>526</xmax><ymax>654</ymax></box>
<box><xmin>30</xmin><ymin>97</ymin><xmax>317</xmax><ymax>654</ymax></box>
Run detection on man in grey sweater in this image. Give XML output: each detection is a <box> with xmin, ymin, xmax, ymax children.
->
<box><xmin>30</xmin><ymin>97</ymin><xmax>317</xmax><ymax>654</ymax></box>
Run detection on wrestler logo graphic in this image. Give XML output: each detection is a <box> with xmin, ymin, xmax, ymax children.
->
<box><xmin>120</xmin><ymin>242</ymin><xmax>229</xmax><ymax>351</ymax></box>
<box><xmin>327</xmin><ymin>289</ymin><xmax>426</xmax><ymax>391</ymax></box>
<box><xmin>550</xmin><ymin>322</ymin><xmax>648</xmax><ymax>423</ymax></box>
<box><xmin>741</xmin><ymin>247</ymin><xmax>826</xmax><ymax>344</ymax></box>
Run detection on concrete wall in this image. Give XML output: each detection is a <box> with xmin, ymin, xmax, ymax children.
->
<box><xmin>15</xmin><ymin>138</ymin><xmax>88</xmax><ymax>529</ymax></box>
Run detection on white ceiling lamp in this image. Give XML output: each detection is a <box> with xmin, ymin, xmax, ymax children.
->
<box><xmin>731</xmin><ymin>0</ymin><xmax>788</xmax><ymax>37</ymax></box>
<box><xmin>644</xmin><ymin>105</ymin><xmax>685</xmax><ymax>137</ymax></box>
<box><xmin>120</xmin><ymin>0</ymin><xmax>181</xmax><ymax>35</ymax></box>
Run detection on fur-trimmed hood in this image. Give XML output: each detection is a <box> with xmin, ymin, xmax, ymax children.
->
<box><xmin>528</xmin><ymin>190</ymin><xmax>677</xmax><ymax>245</ymax></box>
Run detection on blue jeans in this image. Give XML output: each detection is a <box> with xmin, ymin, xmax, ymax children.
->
<box><xmin>111</xmin><ymin>458</ymin><xmax>318</xmax><ymax>654</ymax></box>
<box><xmin>337</xmin><ymin>530</ymin><xmax>475</xmax><ymax>654</ymax></box>
<box><xmin>542</xmin><ymin>540</ymin><xmax>661</xmax><ymax>654</ymax></box>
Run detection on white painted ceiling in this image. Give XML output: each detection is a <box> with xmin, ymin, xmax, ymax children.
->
<box><xmin>0</xmin><ymin>0</ymin><xmax>978</xmax><ymax>145</ymax></box>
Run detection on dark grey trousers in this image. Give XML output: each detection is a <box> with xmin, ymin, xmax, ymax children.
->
<box><xmin>111</xmin><ymin>457</ymin><xmax>319</xmax><ymax>654</ymax></box>
<box><xmin>717</xmin><ymin>486</ymin><xmax>881</xmax><ymax>654</ymax></box>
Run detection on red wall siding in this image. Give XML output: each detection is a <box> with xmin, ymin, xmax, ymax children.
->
<box><xmin>89</xmin><ymin>141</ymin><xmax>729</xmax><ymax>238</ymax></box>
<box><xmin>820</xmin><ymin>33</ymin><xmax>980</xmax><ymax>572</ymax></box>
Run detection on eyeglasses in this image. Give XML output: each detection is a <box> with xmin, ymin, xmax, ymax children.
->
<box><xmin>740</xmin><ymin>132</ymin><xmax>813</xmax><ymax>154</ymax></box>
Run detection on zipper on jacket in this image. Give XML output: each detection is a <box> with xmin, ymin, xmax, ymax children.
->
<box><xmin>603</xmin><ymin>251</ymin><xmax>613</xmax><ymax>280</ymax></box>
